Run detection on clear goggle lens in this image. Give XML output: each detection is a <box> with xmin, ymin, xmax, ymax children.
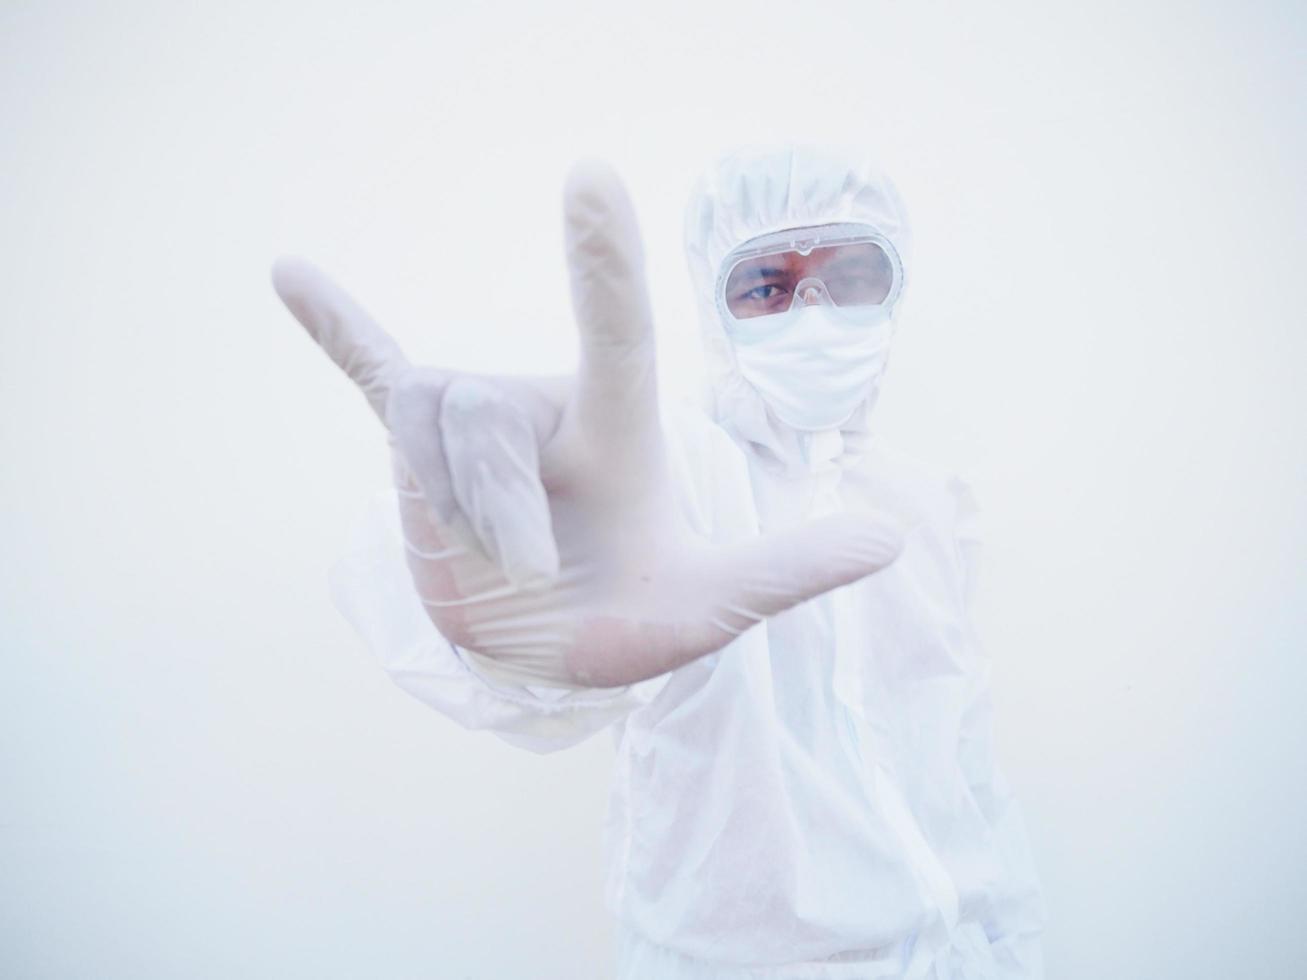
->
<box><xmin>717</xmin><ymin>224</ymin><xmax>902</xmax><ymax>324</ymax></box>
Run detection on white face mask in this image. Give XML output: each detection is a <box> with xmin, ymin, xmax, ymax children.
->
<box><xmin>728</xmin><ymin>304</ymin><xmax>894</xmax><ymax>432</ymax></box>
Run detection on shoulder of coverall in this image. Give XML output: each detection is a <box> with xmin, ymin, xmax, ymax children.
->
<box><xmin>850</xmin><ymin>435</ymin><xmax>986</xmax><ymax>601</ymax></box>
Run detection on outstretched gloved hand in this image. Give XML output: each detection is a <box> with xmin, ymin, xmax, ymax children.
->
<box><xmin>272</xmin><ymin>160</ymin><xmax>906</xmax><ymax>689</ymax></box>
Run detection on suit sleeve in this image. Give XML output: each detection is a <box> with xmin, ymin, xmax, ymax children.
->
<box><xmin>326</xmin><ymin>489</ymin><xmax>669</xmax><ymax>755</ymax></box>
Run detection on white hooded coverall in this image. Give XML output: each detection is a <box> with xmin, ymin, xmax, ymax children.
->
<box><xmin>328</xmin><ymin>146</ymin><xmax>1047</xmax><ymax>978</ymax></box>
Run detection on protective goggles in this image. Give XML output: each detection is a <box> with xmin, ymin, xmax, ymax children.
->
<box><xmin>715</xmin><ymin>222</ymin><xmax>904</xmax><ymax>328</ymax></box>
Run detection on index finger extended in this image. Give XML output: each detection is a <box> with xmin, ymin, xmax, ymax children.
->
<box><xmin>271</xmin><ymin>256</ymin><xmax>411</xmax><ymax>422</ymax></box>
<box><xmin>562</xmin><ymin>160</ymin><xmax>660</xmax><ymax>447</ymax></box>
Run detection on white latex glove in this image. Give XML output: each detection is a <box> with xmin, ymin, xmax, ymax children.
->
<box><xmin>272</xmin><ymin>160</ymin><xmax>907</xmax><ymax>689</ymax></box>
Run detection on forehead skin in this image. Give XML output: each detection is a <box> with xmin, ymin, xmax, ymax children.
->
<box><xmin>725</xmin><ymin>244</ymin><xmax>881</xmax><ymax>294</ymax></box>
<box><xmin>724</xmin><ymin>251</ymin><xmax>801</xmax><ymax>294</ymax></box>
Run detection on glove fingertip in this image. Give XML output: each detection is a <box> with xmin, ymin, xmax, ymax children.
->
<box><xmin>270</xmin><ymin>255</ymin><xmax>321</xmax><ymax>301</ymax></box>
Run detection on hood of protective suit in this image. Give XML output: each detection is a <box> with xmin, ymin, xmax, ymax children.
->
<box><xmin>684</xmin><ymin>145</ymin><xmax>913</xmax><ymax>476</ymax></box>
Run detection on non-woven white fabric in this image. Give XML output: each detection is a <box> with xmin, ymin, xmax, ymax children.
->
<box><xmin>601</xmin><ymin>413</ymin><xmax>1046</xmax><ymax>978</ymax></box>
<box><xmin>729</xmin><ymin>303</ymin><xmax>896</xmax><ymax>433</ymax></box>
<box><xmin>325</xmin><ymin>145</ymin><xmax>1045</xmax><ymax>977</ymax></box>
<box><xmin>684</xmin><ymin>144</ymin><xmax>913</xmax><ymax>471</ymax></box>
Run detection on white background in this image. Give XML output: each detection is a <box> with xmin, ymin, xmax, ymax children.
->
<box><xmin>3</xmin><ymin>1</ymin><xmax>1304</xmax><ymax>977</ymax></box>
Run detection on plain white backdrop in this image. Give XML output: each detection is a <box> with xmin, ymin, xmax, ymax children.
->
<box><xmin>3</xmin><ymin>1</ymin><xmax>1304</xmax><ymax>977</ymax></box>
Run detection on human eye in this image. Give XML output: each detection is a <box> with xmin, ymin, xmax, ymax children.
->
<box><xmin>729</xmin><ymin>282</ymin><xmax>790</xmax><ymax>316</ymax></box>
<box><xmin>724</xmin><ymin>258</ymin><xmax>795</xmax><ymax>319</ymax></box>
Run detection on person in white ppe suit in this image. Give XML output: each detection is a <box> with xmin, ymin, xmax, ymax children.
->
<box><xmin>271</xmin><ymin>144</ymin><xmax>1046</xmax><ymax>978</ymax></box>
